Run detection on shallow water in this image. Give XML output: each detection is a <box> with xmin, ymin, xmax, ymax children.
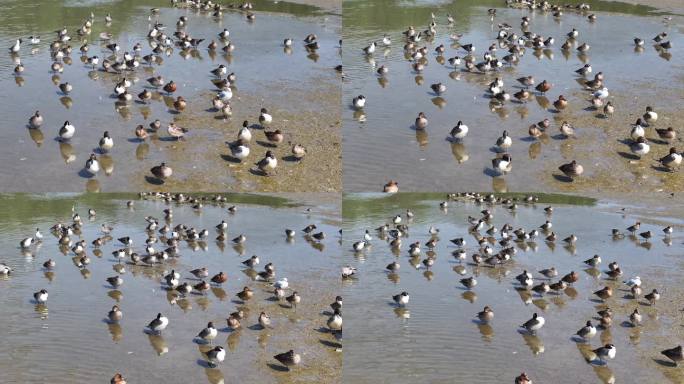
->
<box><xmin>342</xmin><ymin>193</ymin><xmax>684</xmax><ymax>383</ymax></box>
<box><xmin>0</xmin><ymin>0</ymin><xmax>340</xmax><ymax>192</ymax></box>
<box><xmin>0</xmin><ymin>193</ymin><xmax>341</xmax><ymax>383</ymax></box>
<box><xmin>342</xmin><ymin>0</ymin><xmax>683</xmax><ymax>193</ymax></box>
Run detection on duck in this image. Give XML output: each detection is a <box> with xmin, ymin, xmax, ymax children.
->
<box><xmin>535</xmin><ymin>80</ymin><xmax>552</xmax><ymax>94</ymax></box>
<box><xmin>241</xmin><ymin>255</ymin><xmax>259</xmax><ymax>268</ymax></box>
<box><xmin>274</xmin><ymin>350</ymin><xmax>301</xmax><ymax>370</ymax></box>
<box><xmin>211</xmin><ymin>271</ymin><xmax>228</xmax><ymax>285</ymax></box>
<box><xmin>167</xmin><ymin>123</ymin><xmax>188</xmax><ymax>140</ymax></box>
<box><xmin>634</xmin><ymin>37</ymin><xmax>644</xmax><ymax>47</ymax></box>
<box><xmin>33</xmin><ymin>289</ymin><xmax>48</xmax><ymax>304</ymax></box>
<box><xmin>448</xmin><ymin>56</ymin><xmax>461</xmax><ymax>66</ymax></box>
<box><xmin>173</xmin><ymin>96</ymin><xmax>186</xmax><ymax>112</ymax></box>
<box><xmin>376</xmin><ymin>65</ymin><xmax>388</xmax><ymax>75</ymax></box>
<box><xmin>28</xmin><ymin>111</ymin><xmax>43</xmax><ymax>129</ymax></box>
<box><xmin>558</xmin><ymin>160</ymin><xmax>583</xmax><ymax>180</ymax></box>
<box><xmin>9</xmin><ymin>39</ymin><xmax>21</xmax><ymax>53</ymax></box>
<box><xmin>236</xmin><ymin>286</ymin><xmax>253</xmax><ymax>302</ymax></box>
<box><xmin>477</xmin><ymin>306</ymin><xmax>494</xmax><ymax>323</ymax></box>
<box><xmin>264</xmin><ymin>129</ymin><xmax>284</xmax><ymax>146</ymax></box>
<box><xmin>575</xmin><ymin>63</ymin><xmax>592</xmax><ymax>76</ymax></box>
<box><xmin>197</xmin><ymin>322</ymin><xmax>218</xmax><ymax>344</ymax></box>
<box><xmin>327</xmin><ymin>309</ymin><xmax>343</xmax><ymax>331</ymax></box>
<box><xmin>110</xmin><ymin>373</ymin><xmax>126</xmax><ymax>384</ymax></box>
<box><xmin>603</xmin><ymin>101</ymin><xmax>615</xmax><ymax>117</ymax></box>
<box><xmin>553</xmin><ymin>95</ymin><xmax>568</xmax><ymax>111</ymax></box>
<box><xmin>576</xmin><ymin>320</ymin><xmax>597</xmax><ymax>341</ymax></box>
<box><xmin>630</xmin><ymin>137</ymin><xmax>650</xmax><ymax>158</ymax></box>
<box><xmin>492</xmin><ymin>153</ymin><xmax>513</xmax><ymax>175</ymax></box>
<box><xmin>515</xmin><ymin>372</ymin><xmax>532</xmax><ymax>384</ymax></box>
<box><xmin>643</xmin><ymin>106</ymin><xmax>658</xmax><ymax>124</ymax></box>
<box><xmin>286</xmin><ymin>291</ymin><xmax>300</xmax><ymax>308</ymax></box>
<box><xmin>430</xmin><ymin>83</ymin><xmax>446</xmax><ymax>94</ymax></box>
<box><xmin>84</xmin><ymin>154</ymin><xmax>100</xmax><ymax>175</ymax></box>
<box><xmin>99</xmin><ymin>131</ymin><xmax>114</xmax><ymax>152</ymax></box>
<box><xmin>629</xmin><ymin>308</ymin><xmax>642</xmax><ymax>326</ymax></box>
<box><xmin>514</xmin><ymin>89</ymin><xmax>531</xmax><ymax>103</ymax></box>
<box><xmin>58</xmin><ymin>121</ymin><xmax>75</xmax><ymax>141</ymax></box>
<box><xmin>645</xmin><ymin>289</ymin><xmax>660</xmax><ymax>305</ymax></box>
<box><xmin>577</xmin><ymin>42</ymin><xmax>590</xmax><ymax>52</ymax></box>
<box><xmin>363</xmin><ymin>41</ymin><xmax>376</xmax><ymax>55</ymax></box>
<box><xmin>415</xmin><ymin>112</ymin><xmax>428</xmax><ymax>130</ymax></box>
<box><xmin>291</xmin><ymin>143</ymin><xmax>306</xmax><ymax>159</ymax></box>
<box><xmin>135</xmin><ymin>125</ymin><xmax>148</xmax><ymax>140</ymax></box>
<box><xmin>259</xmin><ymin>108</ymin><xmax>272</xmax><ymax>125</ymax></box>
<box><xmin>594</xmin><ymin>286</ymin><xmax>612</xmax><ymax>301</ymax></box>
<box><xmin>206</xmin><ymin>346</ymin><xmax>225</xmax><ymax>367</ymax></box>
<box><xmin>163</xmin><ymin>81</ymin><xmax>176</xmax><ymax>95</ymax></box>
<box><xmin>108</xmin><ymin>305</ymin><xmax>123</xmax><ymax>323</ymax></box>
<box><xmin>450</xmin><ymin>121</ymin><xmax>468</xmax><ymax>140</ymax></box>
<box><xmin>631</xmin><ymin>118</ymin><xmax>646</xmax><ymax>140</ymax></box>
<box><xmin>528</xmin><ymin>124</ymin><xmax>543</xmax><ymax>138</ymax></box>
<box><xmin>147</xmin><ymin>313</ymin><xmax>169</xmax><ymax>335</ymax></box>
<box><xmin>150</xmin><ymin>162</ymin><xmax>172</xmax><ymax>180</ymax></box>
<box><xmin>659</xmin><ymin>147</ymin><xmax>682</xmax><ymax>171</ymax></box>
<box><xmin>383</xmin><ymin>180</ymin><xmax>399</xmax><ymax>193</ymax></box>
<box><xmin>230</xmin><ymin>142</ymin><xmax>250</xmax><ymax>161</ymax></box>
<box><xmin>559</xmin><ymin>121</ymin><xmax>575</xmax><ymax>138</ymax></box>
<box><xmin>0</xmin><ymin>263</ymin><xmax>12</xmax><ymax>275</ymax></box>
<box><xmin>655</xmin><ymin>127</ymin><xmax>676</xmax><ymax>143</ymax></box>
<box><xmin>149</xmin><ymin>120</ymin><xmax>162</xmax><ymax>132</ymax></box>
<box><xmin>593</xmin><ymin>87</ymin><xmax>609</xmax><ymax>99</ymax></box>
<box><xmin>460</xmin><ymin>276</ymin><xmax>477</xmax><ymax>290</ymax></box>
<box><xmin>386</xmin><ymin>261</ymin><xmax>400</xmax><ymax>273</ymax></box>
<box><xmin>496</xmin><ymin>130</ymin><xmax>512</xmax><ymax>150</ymax></box>
<box><xmin>256</xmin><ymin>151</ymin><xmax>277</xmax><ymax>175</ymax></box>
<box><xmin>352</xmin><ymin>95</ymin><xmax>366</xmax><ymax>109</ymax></box>
<box><xmin>58</xmin><ymin>82</ymin><xmax>72</xmax><ymax>95</ymax></box>
<box><xmin>216</xmin><ymin>88</ymin><xmax>233</xmax><ymax>103</ymax></box>
<box><xmin>106</xmin><ymin>276</ymin><xmax>123</xmax><ymax>288</ymax></box>
<box><xmin>521</xmin><ymin>313</ymin><xmax>545</xmax><ymax>334</ymax></box>
<box><xmin>592</xmin><ymin>344</ymin><xmax>616</xmax><ymax>363</ymax></box>
<box><xmin>211</xmin><ymin>64</ymin><xmax>227</xmax><ymax>78</ymax></box>
<box><xmin>393</xmin><ymin>291</ymin><xmax>409</xmax><ymax>306</ymax></box>
<box><xmin>146</xmin><ymin>75</ymin><xmax>164</xmax><ymax>88</ymax></box>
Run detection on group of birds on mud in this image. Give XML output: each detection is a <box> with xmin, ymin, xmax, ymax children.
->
<box><xmin>347</xmin><ymin>1</ymin><xmax>680</xmax><ymax>193</ymax></box>
<box><xmin>1</xmin><ymin>192</ymin><xmax>342</xmax><ymax>383</ymax></box>
<box><xmin>341</xmin><ymin>192</ymin><xmax>682</xmax><ymax>384</ymax></box>
<box><xmin>10</xmin><ymin>1</ymin><xmax>329</xmax><ymax>186</ymax></box>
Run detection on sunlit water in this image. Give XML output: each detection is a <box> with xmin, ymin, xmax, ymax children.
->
<box><xmin>342</xmin><ymin>193</ymin><xmax>683</xmax><ymax>383</ymax></box>
<box><xmin>0</xmin><ymin>193</ymin><xmax>341</xmax><ymax>383</ymax></box>
<box><xmin>342</xmin><ymin>0</ymin><xmax>683</xmax><ymax>192</ymax></box>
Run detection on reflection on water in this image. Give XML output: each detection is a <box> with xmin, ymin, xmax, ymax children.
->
<box><xmin>0</xmin><ymin>194</ymin><xmax>341</xmax><ymax>383</ymax></box>
<box><xmin>342</xmin><ymin>193</ymin><xmax>682</xmax><ymax>383</ymax></box>
<box><xmin>342</xmin><ymin>0</ymin><xmax>682</xmax><ymax>192</ymax></box>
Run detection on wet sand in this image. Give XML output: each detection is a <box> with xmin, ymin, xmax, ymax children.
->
<box><xmin>132</xmin><ymin>81</ymin><xmax>342</xmax><ymax>192</ymax></box>
<box><xmin>0</xmin><ymin>193</ymin><xmax>342</xmax><ymax>383</ymax></box>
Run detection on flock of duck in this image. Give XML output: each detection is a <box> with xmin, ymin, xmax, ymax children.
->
<box><xmin>11</xmin><ymin>1</ymin><xmax>326</xmax><ymax>185</ymax></box>
<box><xmin>343</xmin><ymin>192</ymin><xmax>681</xmax><ymax>383</ymax></box>
<box><xmin>1</xmin><ymin>193</ymin><xmax>342</xmax><ymax>383</ymax></box>
<box><xmin>348</xmin><ymin>1</ymin><xmax>680</xmax><ymax>192</ymax></box>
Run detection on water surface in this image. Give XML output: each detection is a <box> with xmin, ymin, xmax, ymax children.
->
<box><xmin>0</xmin><ymin>193</ymin><xmax>341</xmax><ymax>383</ymax></box>
<box><xmin>342</xmin><ymin>0</ymin><xmax>683</xmax><ymax>193</ymax></box>
<box><xmin>0</xmin><ymin>0</ymin><xmax>341</xmax><ymax>192</ymax></box>
<box><xmin>342</xmin><ymin>193</ymin><xmax>683</xmax><ymax>383</ymax></box>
